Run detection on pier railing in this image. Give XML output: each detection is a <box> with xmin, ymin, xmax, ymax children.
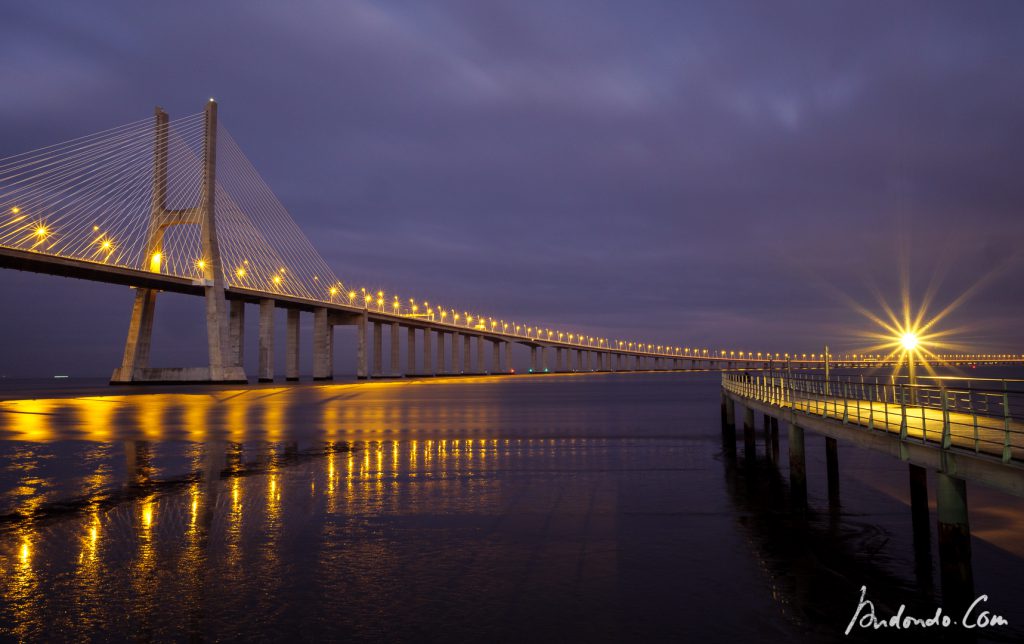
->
<box><xmin>722</xmin><ymin>371</ymin><xmax>1024</xmax><ymax>464</ymax></box>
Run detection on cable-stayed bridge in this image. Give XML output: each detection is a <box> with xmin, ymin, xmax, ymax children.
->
<box><xmin>0</xmin><ymin>102</ymin><xmax>1019</xmax><ymax>383</ymax></box>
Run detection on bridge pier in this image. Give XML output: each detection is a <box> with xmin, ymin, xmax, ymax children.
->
<box><xmin>743</xmin><ymin>406</ymin><xmax>756</xmax><ymax>461</ymax></box>
<box><xmin>407</xmin><ymin>327</ymin><xmax>416</xmax><ymax>375</ymax></box>
<box><xmin>936</xmin><ymin>472</ymin><xmax>974</xmax><ymax>612</ymax></box>
<box><xmin>258</xmin><ymin>299</ymin><xmax>274</xmax><ymax>382</ymax></box>
<box><xmin>909</xmin><ymin>463</ymin><xmax>933</xmax><ymax>591</ymax></box>
<box><xmin>312</xmin><ymin>307</ymin><xmax>333</xmax><ymax>380</ymax></box>
<box><xmin>476</xmin><ymin>336</ymin><xmax>484</xmax><ymax>373</ymax></box>
<box><xmin>721</xmin><ymin>391</ymin><xmax>735</xmax><ymax>430</ymax></box>
<box><xmin>826</xmin><ymin>437</ymin><xmax>840</xmax><ymax>509</ymax></box>
<box><xmin>451</xmin><ymin>331</ymin><xmax>460</xmax><ymax>374</ymax></box>
<box><xmin>285</xmin><ymin>308</ymin><xmax>299</xmax><ymax>381</ymax></box>
<box><xmin>505</xmin><ymin>342</ymin><xmax>512</xmax><ymax>373</ymax></box>
<box><xmin>373</xmin><ymin>321</ymin><xmax>383</xmax><ymax>377</ymax></box>
<box><xmin>463</xmin><ymin>335</ymin><xmax>471</xmax><ymax>373</ymax></box>
<box><xmin>229</xmin><ymin>300</ymin><xmax>245</xmax><ymax>370</ymax></box>
<box><xmin>390</xmin><ymin>322</ymin><xmax>400</xmax><ymax>376</ymax></box>
<box><xmin>355</xmin><ymin>312</ymin><xmax>367</xmax><ymax>379</ymax></box>
<box><xmin>436</xmin><ymin>330</ymin><xmax>446</xmax><ymax>374</ymax></box>
<box><xmin>541</xmin><ymin>346</ymin><xmax>549</xmax><ymax>373</ymax></box>
<box><xmin>788</xmin><ymin>423</ymin><xmax>807</xmax><ymax>508</ymax></box>
<box><xmin>423</xmin><ymin>327</ymin><xmax>433</xmax><ymax>375</ymax></box>
<box><xmin>531</xmin><ymin>347</ymin><xmax>538</xmax><ymax>372</ymax></box>
<box><xmin>111</xmin><ymin>101</ymin><xmax>245</xmax><ymax>384</ymax></box>
<box><xmin>492</xmin><ymin>339</ymin><xmax>501</xmax><ymax>373</ymax></box>
<box><xmin>770</xmin><ymin>417</ymin><xmax>779</xmax><ymax>461</ymax></box>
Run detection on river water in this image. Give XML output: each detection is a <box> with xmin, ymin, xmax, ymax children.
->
<box><xmin>0</xmin><ymin>370</ymin><xmax>1021</xmax><ymax>642</ymax></box>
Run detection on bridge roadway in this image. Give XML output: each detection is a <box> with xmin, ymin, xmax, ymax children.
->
<box><xmin>4</xmin><ymin>245</ymin><xmax>1021</xmax><ymax>383</ymax></box>
<box><xmin>722</xmin><ymin>371</ymin><xmax>1024</xmax><ymax>496</ymax></box>
<box><xmin>721</xmin><ymin>370</ymin><xmax>1024</xmax><ymax>611</ymax></box>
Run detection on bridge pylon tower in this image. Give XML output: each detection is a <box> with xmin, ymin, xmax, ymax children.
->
<box><xmin>110</xmin><ymin>100</ymin><xmax>247</xmax><ymax>384</ymax></box>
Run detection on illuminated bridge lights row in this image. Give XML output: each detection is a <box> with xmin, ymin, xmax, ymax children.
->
<box><xmin>7</xmin><ymin>211</ymin><xmax>1024</xmax><ymax>362</ymax></box>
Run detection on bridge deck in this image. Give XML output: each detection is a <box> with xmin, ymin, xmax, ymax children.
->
<box><xmin>722</xmin><ymin>372</ymin><xmax>1024</xmax><ymax>495</ymax></box>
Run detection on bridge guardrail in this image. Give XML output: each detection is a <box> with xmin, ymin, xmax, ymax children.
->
<box><xmin>722</xmin><ymin>371</ymin><xmax>1023</xmax><ymax>465</ymax></box>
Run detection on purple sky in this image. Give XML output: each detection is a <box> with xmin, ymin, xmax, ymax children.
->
<box><xmin>1</xmin><ymin>1</ymin><xmax>1023</xmax><ymax>377</ymax></box>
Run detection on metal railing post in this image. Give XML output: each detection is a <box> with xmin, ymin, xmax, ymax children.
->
<box><xmin>899</xmin><ymin>384</ymin><xmax>908</xmax><ymax>440</ymax></box>
<box><xmin>941</xmin><ymin>384</ymin><xmax>951</xmax><ymax>449</ymax></box>
<box><xmin>1003</xmin><ymin>380</ymin><xmax>1013</xmax><ymax>463</ymax></box>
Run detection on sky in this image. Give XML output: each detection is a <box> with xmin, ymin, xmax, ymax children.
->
<box><xmin>1</xmin><ymin>0</ymin><xmax>1023</xmax><ymax>377</ymax></box>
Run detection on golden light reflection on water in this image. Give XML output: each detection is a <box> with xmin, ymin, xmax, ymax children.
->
<box><xmin>0</xmin><ymin>376</ymin><xmax>526</xmax><ymax>444</ymax></box>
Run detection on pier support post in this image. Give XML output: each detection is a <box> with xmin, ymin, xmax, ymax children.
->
<box><xmin>743</xmin><ymin>407</ymin><xmax>756</xmax><ymax>461</ymax></box>
<box><xmin>407</xmin><ymin>327</ymin><xmax>416</xmax><ymax>375</ymax></box>
<box><xmin>390</xmin><ymin>322</ymin><xmax>400</xmax><ymax>376</ymax></box>
<box><xmin>492</xmin><ymin>340</ymin><xmax>500</xmax><ymax>373</ymax></box>
<box><xmin>285</xmin><ymin>308</ymin><xmax>299</xmax><ymax>381</ymax></box>
<box><xmin>229</xmin><ymin>300</ymin><xmax>245</xmax><ymax>369</ymax></box>
<box><xmin>505</xmin><ymin>342</ymin><xmax>512</xmax><ymax>373</ymax></box>
<box><xmin>826</xmin><ymin>437</ymin><xmax>840</xmax><ymax>508</ymax></box>
<box><xmin>436</xmin><ymin>331</ymin><xmax>446</xmax><ymax>374</ymax></box>
<box><xmin>788</xmin><ymin>423</ymin><xmax>806</xmax><ymax>508</ymax></box>
<box><xmin>356</xmin><ymin>312</ymin><xmax>367</xmax><ymax>379</ymax></box>
<box><xmin>463</xmin><ymin>335</ymin><xmax>471</xmax><ymax>373</ymax></box>
<box><xmin>909</xmin><ymin>464</ymin><xmax>933</xmax><ymax>590</ymax></box>
<box><xmin>936</xmin><ymin>472</ymin><xmax>974</xmax><ymax>612</ymax></box>
<box><xmin>313</xmin><ymin>307</ymin><xmax>332</xmax><ymax>380</ymax></box>
<box><xmin>373</xmin><ymin>321</ymin><xmax>383</xmax><ymax>377</ymax></box>
<box><xmin>770</xmin><ymin>417</ymin><xmax>779</xmax><ymax>462</ymax></box>
<box><xmin>542</xmin><ymin>346</ymin><xmax>549</xmax><ymax>373</ymax></box>
<box><xmin>531</xmin><ymin>347</ymin><xmax>538</xmax><ymax>373</ymax></box>
<box><xmin>451</xmin><ymin>331</ymin><xmax>460</xmax><ymax>374</ymax></box>
<box><xmin>423</xmin><ymin>328</ymin><xmax>432</xmax><ymax>375</ymax></box>
<box><xmin>476</xmin><ymin>336</ymin><xmax>484</xmax><ymax>373</ymax></box>
<box><xmin>258</xmin><ymin>299</ymin><xmax>274</xmax><ymax>382</ymax></box>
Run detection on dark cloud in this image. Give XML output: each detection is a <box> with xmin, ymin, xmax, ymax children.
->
<box><xmin>1</xmin><ymin>1</ymin><xmax>1022</xmax><ymax>376</ymax></box>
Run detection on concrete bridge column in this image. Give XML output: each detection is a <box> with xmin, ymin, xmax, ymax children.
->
<box><xmin>530</xmin><ymin>347</ymin><xmax>538</xmax><ymax>372</ymax></box>
<box><xmin>743</xmin><ymin>407</ymin><xmax>756</xmax><ymax>461</ymax></box>
<box><xmin>327</xmin><ymin>320</ymin><xmax>334</xmax><ymax>376</ymax></box>
<box><xmin>541</xmin><ymin>346</ymin><xmax>549</xmax><ymax>372</ymax></box>
<box><xmin>113</xmin><ymin>288</ymin><xmax>157</xmax><ymax>381</ymax></box>
<box><xmin>452</xmin><ymin>331</ymin><xmax>460</xmax><ymax>374</ymax></box>
<box><xmin>722</xmin><ymin>391</ymin><xmax>735</xmax><ymax>429</ymax></box>
<box><xmin>285</xmin><ymin>308</ymin><xmax>299</xmax><ymax>381</ymax></box>
<box><xmin>258</xmin><ymin>299</ymin><xmax>274</xmax><ymax>382</ymax></box>
<box><xmin>313</xmin><ymin>307</ymin><xmax>333</xmax><ymax>381</ymax></box>
<box><xmin>555</xmin><ymin>348</ymin><xmax>563</xmax><ymax>372</ymax></box>
<box><xmin>436</xmin><ymin>331</ymin><xmax>446</xmax><ymax>374</ymax></box>
<box><xmin>491</xmin><ymin>340</ymin><xmax>501</xmax><ymax>373</ymax></box>
<box><xmin>463</xmin><ymin>335</ymin><xmax>471</xmax><ymax>373</ymax></box>
<box><xmin>390</xmin><ymin>322</ymin><xmax>400</xmax><ymax>376</ymax></box>
<box><xmin>373</xmin><ymin>321</ymin><xmax>383</xmax><ymax>377</ymax></box>
<box><xmin>423</xmin><ymin>328</ymin><xmax>432</xmax><ymax>375</ymax></box>
<box><xmin>476</xmin><ymin>336</ymin><xmax>484</xmax><ymax>373</ymax></box>
<box><xmin>505</xmin><ymin>342</ymin><xmax>512</xmax><ymax>374</ymax></box>
<box><xmin>407</xmin><ymin>327</ymin><xmax>416</xmax><ymax>374</ymax></box>
<box><xmin>788</xmin><ymin>423</ymin><xmax>806</xmax><ymax>507</ymax></box>
<box><xmin>229</xmin><ymin>300</ymin><xmax>245</xmax><ymax>369</ymax></box>
<box><xmin>762</xmin><ymin>413</ymin><xmax>772</xmax><ymax>456</ymax></box>
<box><xmin>909</xmin><ymin>464</ymin><xmax>932</xmax><ymax>590</ymax></box>
<box><xmin>826</xmin><ymin>437</ymin><xmax>840</xmax><ymax>508</ymax></box>
<box><xmin>356</xmin><ymin>312</ymin><xmax>367</xmax><ymax>379</ymax></box>
<box><xmin>937</xmin><ymin>473</ymin><xmax>974</xmax><ymax>612</ymax></box>
<box><xmin>577</xmin><ymin>350</ymin><xmax>584</xmax><ymax>371</ymax></box>
<box><xmin>770</xmin><ymin>417</ymin><xmax>779</xmax><ymax>461</ymax></box>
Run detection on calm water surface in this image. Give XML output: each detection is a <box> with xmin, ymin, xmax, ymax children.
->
<box><xmin>0</xmin><ymin>371</ymin><xmax>1022</xmax><ymax>642</ymax></box>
